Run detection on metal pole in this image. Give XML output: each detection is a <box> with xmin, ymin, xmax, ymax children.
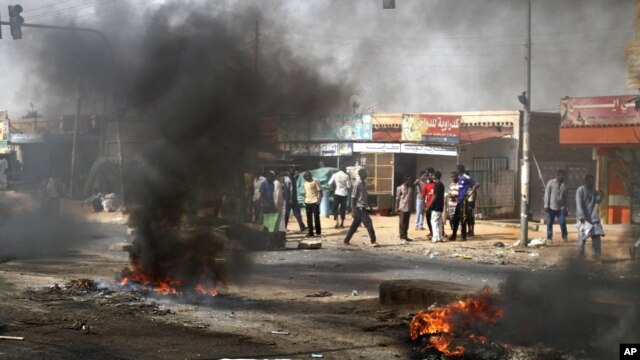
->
<box><xmin>115</xmin><ymin>110</ymin><xmax>126</xmax><ymax>211</ymax></box>
<box><xmin>100</xmin><ymin>95</ymin><xmax>106</xmax><ymax>156</ymax></box>
<box><xmin>520</xmin><ymin>0</ymin><xmax>532</xmax><ymax>247</ymax></box>
<box><xmin>70</xmin><ymin>86</ymin><xmax>82</xmax><ymax>198</ymax></box>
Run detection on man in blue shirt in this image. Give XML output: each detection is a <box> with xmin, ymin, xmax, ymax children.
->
<box><xmin>451</xmin><ymin>164</ymin><xmax>478</xmax><ymax>241</ymax></box>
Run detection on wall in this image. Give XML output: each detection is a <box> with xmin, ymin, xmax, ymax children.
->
<box><xmin>415</xmin><ymin>154</ymin><xmax>457</xmax><ymax>178</ymax></box>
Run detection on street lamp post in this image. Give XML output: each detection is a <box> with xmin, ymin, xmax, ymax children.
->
<box><xmin>520</xmin><ymin>0</ymin><xmax>532</xmax><ymax>247</ymax></box>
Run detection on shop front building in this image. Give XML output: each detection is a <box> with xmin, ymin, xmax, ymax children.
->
<box><xmin>559</xmin><ymin>95</ymin><xmax>640</xmax><ymax>224</ymax></box>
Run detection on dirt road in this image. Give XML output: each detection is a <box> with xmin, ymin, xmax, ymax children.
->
<box><xmin>0</xmin><ymin>213</ymin><xmax>638</xmax><ymax>359</ymax></box>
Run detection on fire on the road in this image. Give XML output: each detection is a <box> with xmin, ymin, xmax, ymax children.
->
<box><xmin>119</xmin><ymin>259</ymin><xmax>217</xmax><ymax>297</ymax></box>
<box><xmin>409</xmin><ymin>288</ymin><xmax>503</xmax><ymax>356</ymax></box>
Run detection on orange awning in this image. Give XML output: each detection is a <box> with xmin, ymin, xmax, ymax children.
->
<box><xmin>559</xmin><ymin>126</ymin><xmax>640</xmax><ymax>145</ymax></box>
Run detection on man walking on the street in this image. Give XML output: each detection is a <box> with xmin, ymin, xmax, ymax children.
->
<box><xmin>344</xmin><ymin>168</ymin><xmax>378</xmax><ymax>247</ymax></box>
<box><xmin>396</xmin><ymin>176</ymin><xmax>414</xmax><ymax>245</ymax></box>
<box><xmin>544</xmin><ymin>169</ymin><xmax>568</xmax><ymax>243</ymax></box>
<box><xmin>451</xmin><ymin>164</ymin><xmax>477</xmax><ymax>241</ymax></box>
<box><xmin>284</xmin><ymin>171</ymin><xmax>306</xmax><ymax>232</ymax></box>
<box><xmin>576</xmin><ymin>174</ymin><xmax>604</xmax><ymax>259</ymax></box>
<box><xmin>328</xmin><ymin>166</ymin><xmax>351</xmax><ymax>228</ymax></box>
<box><xmin>413</xmin><ymin>169</ymin><xmax>431</xmax><ymax>230</ymax></box>
<box><xmin>426</xmin><ymin>171</ymin><xmax>445</xmax><ymax>243</ymax></box>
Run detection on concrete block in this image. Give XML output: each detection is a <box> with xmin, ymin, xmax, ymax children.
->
<box><xmin>285</xmin><ymin>241</ymin><xmax>300</xmax><ymax>250</ymax></box>
<box><xmin>298</xmin><ymin>240</ymin><xmax>322</xmax><ymax>249</ymax></box>
<box><xmin>379</xmin><ymin>279</ymin><xmax>478</xmax><ymax>306</ymax></box>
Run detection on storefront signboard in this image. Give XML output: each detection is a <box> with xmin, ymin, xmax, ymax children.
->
<box><xmin>560</xmin><ymin>96</ymin><xmax>640</xmax><ymax>127</ymax></box>
<box><xmin>278</xmin><ymin>114</ymin><xmax>372</xmax><ymax>142</ymax></box>
<box><xmin>352</xmin><ymin>142</ymin><xmax>400</xmax><ymax>153</ymax></box>
<box><xmin>401</xmin><ymin>114</ymin><xmax>461</xmax><ymax>144</ymax></box>
<box><xmin>288</xmin><ymin>143</ymin><xmax>353</xmax><ymax>156</ymax></box>
<box><xmin>400</xmin><ymin>143</ymin><xmax>457</xmax><ymax>156</ymax></box>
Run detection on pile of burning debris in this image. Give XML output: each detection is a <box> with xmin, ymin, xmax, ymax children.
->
<box><xmin>407</xmin><ymin>288</ymin><xmax>586</xmax><ymax>360</ymax></box>
<box><xmin>409</xmin><ymin>288</ymin><xmax>508</xmax><ymax>360</ymax></box>
<box><xmin>119</xmin><ymin>225</ymin><xmax>248</xmax><ymax>299</ymax></box>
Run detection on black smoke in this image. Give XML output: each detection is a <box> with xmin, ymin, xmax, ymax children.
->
<box><xmin>494</xmin><ymin>261</ymin><xmax>640</xmax><ymax>358</ymax></box>
<box><xmin>15</xmin><ymin>2</ymin><xmax>353</xmax><ymax>289</ymax></box>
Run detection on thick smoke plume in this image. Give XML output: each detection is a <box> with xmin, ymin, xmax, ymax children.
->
<box><xmin>16</xmin><ymin>2</ymin><xmax>353</xmax><ymax>290</ymax></box>
<box><xmin>121</xmin><ymin>3</ymin><xmax>352</xmax><ymax>290</ymax></box>
<box><xmin>495</xmin><ymin>261</ymin><xmax>640</xmax><ymax>358</ymax></box>
<box><xmin>0</xmin><ymin>193</ymin><xmax>83</xmax><ymax>259</ymax></box>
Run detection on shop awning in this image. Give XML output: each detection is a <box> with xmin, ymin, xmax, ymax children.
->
<box><xmin>459</xmin><ymin>125</ymin><xmax>513</xmax><ymax>143</ymax></box>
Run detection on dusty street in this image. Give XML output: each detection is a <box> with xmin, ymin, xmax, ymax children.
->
<box><xmin>1</xmin><ymin>210</ymin><xmax>638</xmax><ymax>359</ymax></box>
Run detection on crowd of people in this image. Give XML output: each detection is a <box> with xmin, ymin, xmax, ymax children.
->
<box><xmin>243</xmin><ymin>163</ymin><xmax>613</xmax><ymax>259</ymax></box>
<box><xmin>243</xmin><ymin>164</ymin><xmax>480</xmax><ymax>249</ymax></box>
<box><xmin>399</xmin><ymin>164</ymin><xmax>479</xmax><ymax>245</ymax></box>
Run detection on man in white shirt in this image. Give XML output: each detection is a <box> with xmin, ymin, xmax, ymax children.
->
<box><xmin>328</xmin><ymin>167</ymin><xmax>352</xmax><ymax>228</ymax></box>
<box><xmin>252</xmin><ymin>173</ymin><xmax>266</xmax><ymax>224</ymax></box>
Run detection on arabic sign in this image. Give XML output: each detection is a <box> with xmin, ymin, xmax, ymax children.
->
<box><xmin>401</xmin><ymin>114</ymin><xmax>461</xmax><ymax>144</ymax></box>
<box><xmin>352</xmin><ymin>142</ymin><xmax>401</xmax><ymax>153</ymax></box>
<box><xmin>278</xmin><ymin>114</ymin><xmax>372</xmax><ymax>142</ymax></box>
<box><xmin>626</xmin><ymin>42</ymin><xmax>640</xmax><ymax>90</ymax></box>
<box><xmin>560</xmin><ymin>96</ymin><xmax>640</xmax><ymax>127</ymax></box>
<box><xmin>400</xmin><ymin>144</ymin><xmax>457</xmax><ymax>156</ymax></box>
<box><xmin>287</xmin><ymin>143</ymin><xmax>353</xmax><ymax>157</ymax></box>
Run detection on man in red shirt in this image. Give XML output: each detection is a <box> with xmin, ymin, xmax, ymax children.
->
<box><xmin>421</xmin><ymin>170</ymin><xmax>435</xmax><ymax>238</ymax></box>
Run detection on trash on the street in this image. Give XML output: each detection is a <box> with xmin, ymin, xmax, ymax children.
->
<box><xmin>65</xmin><ymin>279</ymin><xmax>95</xmax><ymax>291</ymax></box>
<box><xmin>351</xmin><ymin>290</ymin><xmax>358</xmax><ymax>296</ymax></box>
<box><xmin>306</xmin><ymin>291</ymin><xmax>333</xmax><ymax>298</ymax></box>
<box><xmin>270</xmin><ymin>330</ymin><xmax>290</xmax><ymax>335</ymax></box>
<box><xmin>493</xmin><ymin>242</ymin><xmax>505</xmax><ymax>248</ymax></box>
<box><xmin>0</xmin><ymin>336</ymin><xmax>24</xmax><ymax>341</ymax></box>
<box><xmin>311</xmin><ymin>353</ymin><xmax>324</xmax><ymax>358</ymax></box>
<box><xmin>527</xmin><ymin>239</ymin><xmax>546</xmax><ymax>248</ymax></box>
<box><xmin>529</xmin><ymin>252</ymin><xmax>540</xmax><ymax>257</ymax></box>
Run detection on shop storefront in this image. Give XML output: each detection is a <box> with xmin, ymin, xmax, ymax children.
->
<box><xmin>559</xmin><ymin>95</ymin><xmax>640</xmax><ymax>224</ymax></box>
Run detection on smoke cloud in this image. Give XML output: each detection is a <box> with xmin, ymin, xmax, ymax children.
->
<box><xmin>10</xmin><ymin>1</ymin><xmax>355</xmax><ymax>289</ymax></box>
<box><xmin>495</xmin><ymin>261</ymin><xmax>640</xmax><ymax>358</ymax></box>
<box><xmin>0</xmin><ymin>192</ymin><xmax>84</xmax><ymax>259</ymax></box>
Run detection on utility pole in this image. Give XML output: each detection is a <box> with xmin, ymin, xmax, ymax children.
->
<box><xmin>520</xmin><ymin>0</ymin><xmax>532</xmax><ymax>247</ymax></box>
<box><xmin>69</xmin><ymin>85</ymin><xmax>83</xmax><ymax>198</ymax></box>
<box><xmin>254</xmin><ymin>20</ymin><xmax>259</xmax><ymax>75</ymax></box>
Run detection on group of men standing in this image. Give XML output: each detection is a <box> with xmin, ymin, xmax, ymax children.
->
<box><xmin>544</xmin><ymin>169</ymin><xmax>605</xmax><ymax>259</ymax></box>
<box><xmin>248</xmin><ymin>167</ymin><xmax>379</xmax><ymax>247</ymax></box>
<box><xmin>396</xmin><ymin>164</ymin><xmax>478</xmax><ymax>244</ymax></box>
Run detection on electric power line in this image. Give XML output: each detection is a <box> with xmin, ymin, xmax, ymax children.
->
<box><xmin>23</xmin><ymin>0</ymin><xmax>81</xmax><ymax>15</ymax></box>
<box><xmin>26</xmin><ymin>0</ymin><xmax>122</xmax><ymax>21</ymax></box>
<box><xmin>29</xmin><ymin>0</ymin><xmax>158</xmax><ymax>23</ymax></box>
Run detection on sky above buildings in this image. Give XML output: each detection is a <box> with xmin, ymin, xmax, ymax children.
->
<box><xmin>0</xmin><ymin>0</ymin><xmax>635</xmax><ymax>117</ymax></box>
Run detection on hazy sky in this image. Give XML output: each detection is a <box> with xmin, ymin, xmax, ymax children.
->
<box><xmin>0</xmin><ymin>0</ymin><xmax>635</xmax><ymax>117</ymax></box>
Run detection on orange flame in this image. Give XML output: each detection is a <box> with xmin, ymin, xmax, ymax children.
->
<box><xmin>119</xmin><ymin>260</ymin><xmax>217</xmax><ymax>297</ymax></box>
<box><xmin>194</xmin><ymin>283</ymin><xmax>218</xmax><ymax>297</ymax></box>
<box><xmin>409</xmin><ymin>288</ymin><xmax>503</xmax><ymax>357</ymax></box>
